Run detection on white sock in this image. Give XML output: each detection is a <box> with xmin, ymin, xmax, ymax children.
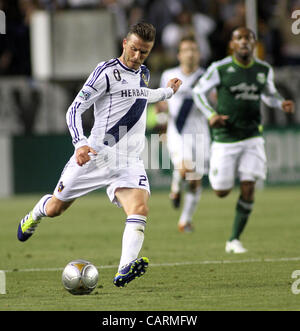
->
<box><xmin>171</xmin><ymin>170</ymin><xmax>182</xmax><ymax>194</ymax></box>
<box><xmin>118</xmin><ymin>215</ymin><xmax>147</xmax><ymax>271</ymax></box>
<box><xmin>179</xmin><ymin>186</ymin><xmax>202</xmax><ymax>225</ymax></box>
<box><xmin>32</xmin><ymin>194</ymin><xmax>52</xmax><ymax>221</ymax></box>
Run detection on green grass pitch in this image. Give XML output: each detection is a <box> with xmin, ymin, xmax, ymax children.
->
<box><xmin>0</xmin><ymin>186</ymin><xmax>299</xmax><ymax>311</ymax></box>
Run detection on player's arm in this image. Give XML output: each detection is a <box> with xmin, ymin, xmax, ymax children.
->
<box><xmin>261</xmin><ymin>66</ymin><xmax>295</xmax><ymax>114</ymax></box>
<box><xmin>281</xmin><ymin>100</ymin><xmax>295</xmax><ymax>114</ymax></box>
<box><xmin>193</xmin><ymin>64</ymin><xmax>228</xmax><ymax>128</ymax></box>
<box><xmin>66</xmin><ymin>64</ymin><xmax>107</xmax><ymax>166</ymax></box>
<box><xmin>154</xmin><ymin>71</ymin><xmax>170</xmax><ymax>113</ymax></box>
<box><xmin>147</xmin><ymin>78</ymin><xmax>182</xmax><ymax>103</ymax></box>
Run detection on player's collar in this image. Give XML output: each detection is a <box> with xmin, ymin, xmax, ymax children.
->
<box><xmin>180</xmin><ymin>65</ymin><xmax>201</xmax><ymax>77</ymax></box>
<box><xmin>116</xmin><ymin>58</ymin><xmax>141</xmax><ymax>74</ymax></box>
<box><xmin>232</xmin><ymin>55</ymin><xmax>254</xmax><ymax>68</ymax></box>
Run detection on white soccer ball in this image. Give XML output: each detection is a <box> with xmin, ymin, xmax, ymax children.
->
<box><xmin>62</xmin><ymin>259</ymin><xmax>99</xmax><ymax>295</ymax></box>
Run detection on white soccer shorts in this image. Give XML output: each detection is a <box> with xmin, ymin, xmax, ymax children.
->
<box><xmin>53</xmin><ymin>152</ymin><xmax>150</xmax><ymax>207</ymax></box>
<box><xmin>209</xmin><ymin>137</ymin><xmax>267</xmax><ymax>190</ymax></box>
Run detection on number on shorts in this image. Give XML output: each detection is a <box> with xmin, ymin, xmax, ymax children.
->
<box><xmin>138</xmin><ymin>175</ymin><xmax>147</xmax><ymax>187</ymax></box>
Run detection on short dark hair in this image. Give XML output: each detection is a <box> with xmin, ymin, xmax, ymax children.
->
<box><xmin>178</xmin><ymin>34</ymin><xmax>197</xmax><ymax>52</ymax></box>
<box><xmin>179</xmin><ymin>34</ymin><xmax>197</xmax><ymax>45</ymax></box>
<box><xmin>127</xmin><ymin>22</ymin><xmax>156</xmax><ymax>42</ymax></box>
<box><xmin>230</xmin><ymin>26</ymin><xmax>256</xmax><ymax>40</ymax></box>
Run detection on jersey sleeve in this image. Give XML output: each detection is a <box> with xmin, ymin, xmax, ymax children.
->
<box><xmin>146</xmin><ymin>68</ymin><xmax>174</xmax><ymax>103</ymax></box>
<box><xmin>261</xmin><ymin>66</ymin><xmax>284</xmax><ymax>109</ymax></box>
<box><xmin>192</xmin><ymin>62</ymin><xmax>220</xmax><ymax>119</ymax></box>
<box><xmin>147</xmin><ymin>87</ymin><xmax>174</xmax><ymax>103</ymax></box>
<box><xmin>66</xmin><ymin>64</ymin><xmax>108</xmax><ymax>149</ymax></box>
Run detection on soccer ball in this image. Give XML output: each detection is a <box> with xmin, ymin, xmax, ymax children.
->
<box><xmin>62</xmin><ymin>259</ymin><xmax>99</xmax><ymax>295</ymax></box>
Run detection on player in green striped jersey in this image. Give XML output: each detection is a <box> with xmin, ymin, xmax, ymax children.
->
<box><xmin>193</xmin><ymin>27</ymin><xmax>294</xmax><ymax>253</ymax></box>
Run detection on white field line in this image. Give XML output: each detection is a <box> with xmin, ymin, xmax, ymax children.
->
<box><xmin>3</xmin><ymin>256</ymin><xmax>300</xmax><ymax>273</ymax></box>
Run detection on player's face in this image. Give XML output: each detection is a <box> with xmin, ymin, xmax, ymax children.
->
<box><xmin>230</xmin><ymin>28</ymin><xmax>256</xmax><ymax>60</ymax></box>
<box><xmin>177</xmin><ymin>41</ymin><xmax>200</xmax><ymax>68</ymax></box>
<box><xmin>122</xmin><ymin>34</ymin><xmax>154</xmax><ymax>70</ymax></box>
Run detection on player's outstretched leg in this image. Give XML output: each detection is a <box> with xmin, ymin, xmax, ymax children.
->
<box><xmin>113</xmin><ymin>257</ymin><xmax>149</xmax><ymax>288</ymax></box>
<box><xmin>225</xmin><ymin>189</ymin><xmax>254</xmax><ymax>253</ymax></box>
<box><xmin>113</xmin><ymin>213</ymin><xmax>149</xmax><ymax>287</ymax></box>
<box><xmin>178</xmin><ymin>183</ymin><xmax>202</xmax><ymax>233</ymax></box>
<box><xmin>169</xmin><ymin>170</ymin><xmax>182</xmax><ymax>209</ymax></box>
<box><xmin>17</xmin><ymin>194</ymin><xmax>52</xmax><ymax>242</ymax></box>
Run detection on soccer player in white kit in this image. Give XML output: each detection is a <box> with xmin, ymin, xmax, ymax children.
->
<box><xmin>17</xmin><ymin>22</ymin><xmax>182</xmax><ymax>287</ymax></box>
<box><xmin>157</xmin><ymin>35</ymin><xmax>210</xmax><ymax>232</ymax></box>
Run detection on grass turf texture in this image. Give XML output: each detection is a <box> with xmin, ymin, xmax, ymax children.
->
<box><xmin>0</xmin><ymin>186</ymin><xmax>299</xmax><ymax>311</ymax></box>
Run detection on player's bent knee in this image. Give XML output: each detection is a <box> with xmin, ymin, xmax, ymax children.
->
<box><xmin>240</xmin><ymin>181</ymin><xmax>255</xmax><ymax>202</ymax></box>
<box><xmin>136</xmin><ymin>204</ymin><xmax>149</xmax><ymax>217</ymax></box>
<box><xmin>215</xmin><ymin>189</ymin><xmax>231</xmax><ymax>198</ymax></box>
<box><xmin>129</xmin><ymin>203</ymin><xmax>149</xmax><ymax>217</ymax></box>
<box><xmin>188</xmin><ymin>179</ymin><xmax>202</xmax><ymax>192</ymax></box>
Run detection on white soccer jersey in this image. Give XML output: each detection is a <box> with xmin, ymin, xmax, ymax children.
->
<box><xmin>160</xmin><ymin>66</ymin><xmax>207</xmax><ymax>136</ymax></box>
<box><xmin>66</xmin><ymin>58</ymin><xmax>173</xmax><ymax>158</ymax></box>
<box><xmin>160</xmin><ymin>66</ymin><xmax>210</xmax><ymax>170</ymax></box>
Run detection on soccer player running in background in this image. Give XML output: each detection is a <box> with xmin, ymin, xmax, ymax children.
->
<box><xmin>17</xmin><ymin>22</ymin><xmax>182</xmax><ymax>286</ymax></box>
<box><xmin>156</xmin><ymin>35</ymin><xmax>210</xmax><ymax>232</ymax></box>
<box><xmin>193</xmin><ymin>27</ymin><xmax>294</xmax><ymax>253</ymax></box>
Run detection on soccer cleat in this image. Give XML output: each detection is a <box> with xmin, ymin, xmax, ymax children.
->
<box><xmin>178</xmin><ymin>222</ymin><xmax>194</xmax><ymax>233</ymax></box>
<box><xmin>17</xmin><ymin>211</ymin><xmax>40</xmax><ymax>242</ymax></box>
<box><xmin>225</xmin><ymin>239</ymin><xmax>248</xmax><ymax>254</ymax></box>
<box><xmin>169</xmin><ymin>192</ymin><xmax>181</xmax><ymax>209</ymax></box>
<box><xmin>113</xmin><ymin>257</ymin><xmax>149</xmax><ymax>288</ymax></box>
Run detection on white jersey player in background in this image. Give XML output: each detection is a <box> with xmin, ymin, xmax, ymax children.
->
<box><xmin>17</xmin><ymin>22</ymin><xmax>182</xmax><ymax>287</ymax></box>
<box><xmin>157</xmin><ymin>35</ymin><xmax>210</xmax><ymax>232</ymax></box>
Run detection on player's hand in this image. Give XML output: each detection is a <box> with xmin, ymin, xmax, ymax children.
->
<box><xmin>76</xmin><ymin>145</ymin><xmax>97</xmax><ymax>166</ymax></box>
<box><xmin>282</xmin><ymin>100</ymin><xmax>295</xmax><ymax>114</ymax></box>
<box><xmin>209</xmin><ymin>114</ymin><xmax>229</xmax><ymax>128</ymax></box>
<box><xmin>167</xmin><ymin>78</ymin><xmax>182</xmax><ymax>94</ymax></box>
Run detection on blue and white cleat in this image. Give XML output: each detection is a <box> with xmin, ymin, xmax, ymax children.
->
<box><xmin>113</xmin><ymin>257</ymin><xmax>149</xmax><ymax>287</ymax></box>
<box><xmin>17</xmin><ymin>211</ymin><xmax>40</xmax><ymax>242</ymax></box>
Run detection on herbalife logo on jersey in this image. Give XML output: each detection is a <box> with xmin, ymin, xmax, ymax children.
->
<box><xmin>230</xmin><ymin>83</ymin><xmax>259</xmax><ymax>101</ymax></box>
<box><xmin>121</xmin><ymin>88</ymin><xmax>149</xmax><ymax>98</ymax></box>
